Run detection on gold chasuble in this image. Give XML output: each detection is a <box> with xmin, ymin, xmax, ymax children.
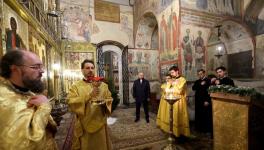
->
<box><xmin>0</xmin><ymin>77</ymin><xmax>58</xmax><ymax>150</ymax></box>
<box><xmin>67</xmin><ymin>80</ymin><xmax>113</xmax><ymax>150</ymax></box>
<box><xmin>156</xmin><ymin>77</ymin><xmax>190</xmax><ymax>137</ymax></box>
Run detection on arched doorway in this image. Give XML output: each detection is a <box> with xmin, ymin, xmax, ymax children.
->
<box><xmin>96</xmin><ymin>41</ymin><xmax>129</xmax><ymax>105</ymax></box>
<box><xmin>207</xmin><ymin>20</ymin><xmax>254</xmax><ymax>78</ymax></box>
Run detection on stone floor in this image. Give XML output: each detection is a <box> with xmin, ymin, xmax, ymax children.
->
<box><xmin>55</xmin><ymin>108</ymin><xmax>212</xmax><ymax>150</ymax></box>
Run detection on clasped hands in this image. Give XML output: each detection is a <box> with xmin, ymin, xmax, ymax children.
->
<box><xmin>27</xmin><ymin>95</ymin><xmax>49</xmax><ymax>107</ymax></box>
<box><xmin>89</xmin><ymin>87</ymin><xmax>106</xmax><ymax>105</ymax></box>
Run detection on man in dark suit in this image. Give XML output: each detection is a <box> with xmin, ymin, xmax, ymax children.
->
<box><xmin>214</xmin><ymin>66</ymin><xmax>235</xmax><ymax>86</ymax></box>
<box><xmin>192</xmin><ymin>69</ymin><xmax>212</xmax><ymax>135</ymax></box>
<box><xmin>133</xmin><ymin>72</ymin><xmax>150</xmax><ymax>123</ymax></box>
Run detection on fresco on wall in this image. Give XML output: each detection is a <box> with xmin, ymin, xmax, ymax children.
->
<box><xmin>159</xmin><ymin>0</ymin><xmax>174</xmax><ymax>12</ymax></box>
<box><xmin>65</xmin><ymin>52</ymin><xmax>94</xmax><ymax>70</ymax></box>
<box><xmin>151</xmin><ymin>26</ymin><xmax>159</xmax><ymax>49</ymax></box>
<box><xmin>135</xmin><ymin>15</ymin><xmax>157</xmax><ymax>49</ymax></box>
<box><xmin>181</xmin><ymin>0</ymin><xmax>241</xmax><ymax>16</ymax></box>
<box><xmin>3</xmin><ymin>3</ymin><xmax>28</xmax><ymax>53</ymax></box>
<box><xmin>180</xmin><ymin>24</ymin><xmax>210</xmax><ymax>81</ymax></box>
<box><xmin>207</xmin><ymin>20</ymin><xmax>254</xmax><ymax>78</ymax></box>
<box><xmin>219</xmin><ymin>20</ymin><xmax>253</xmax><ymax>54</ymax></box>
<box><xmin>61</xmin><ymin>0</ymin><xmax>95</xmax><ymax>42</ymax></box>
<box><xmin>160</xmin><ymin>63</ymin><xmax>177</xmax><ymax>81</ymax></box>
<box><xmin>255</xmin><ymin>34</ymin><xmax>264</xmax><ymax>78</ymax></box>
<box><xmin>134</xmin><ymin>0</ymin><xmax>158</xmax><ymax>22</ymax></box>
<box><xmin>159</xmin><ymin>0</ymin><xmax>180</xmax><ymax>62</ymax></box>
<box><xmin>245</xmin><ymin>1</ymin><xmax>264</xmax><ymax>35</ymax></box>
<box><xmin>128</xmin><ymin>49</ymin><xmax>159</xmax><ymax>81</ymax></box>
<box><xmin>120</xmin><ymin>14</ymin><xmax>133</xmax><ymax>48</ymax></box>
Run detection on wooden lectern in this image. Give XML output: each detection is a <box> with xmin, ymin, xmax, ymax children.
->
<box><xmin>210</xmin><ymin>92</ymin><xmax>264</xmax><ymax>150</ymax></box>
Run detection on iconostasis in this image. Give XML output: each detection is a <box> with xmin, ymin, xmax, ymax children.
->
<box><xmin>0</xmin><ymin>1</ymin><xmax>62</xmax><ymax>99</ymax></box>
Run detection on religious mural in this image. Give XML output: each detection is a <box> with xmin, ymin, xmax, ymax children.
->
<box><xmin>181</xmin><ymin>0</ymin><xmax>242</xmax><ymax>17</ymax></box>
<box><xmin>245</xmin><ymin>0</ymin><xmax>264</xmax><ymax>35</ymax></box>
<box><xmin>160</xmin><ymin>63</ymin><xmax>177</xmax><ymax>81</ymax></box>
<box><xmin>3</xmin><ymin>3</ymin><xmax>28</xmax><ymax>53</ymax></box>
<box><xmin>255</xmin><ymin>34</ymin><xmax>264</xmax><ymax>78</ymax></box>
<box><xmin>158</xmin><ymin>0</ymin><xmax>179</xmax><ymax>62</ymax></box>
<box><xmin>134</xmin><ymin>0</ymin><xmax>158</xmax><ymax>22</ymax></box>
<box><xmin>128</xmin><ymin>49</ymin><xmax>159</xmax><ymax>81</ymax></box>
<box><xmin>219</xmin><ymin>21</ymin><xmax>253</xmax><ymax>54</ymax></box>
<box><xmin>65</xmin><ymin>52</ymin><xmax>94</xmax><ymax>70</ymax></box>
<box><xmin>135</xmin><ymin>15</ymin><xmax>157</xmax><ymax>49</ymax></box>
<box><xmin>120</xmin><ymin>12</ymin><xmax>133</xmax><ymax>48</ymax></box>
<box><xmin>151</xmin><ymin>26</ymin><xmax>159</xmax><ymax>49</ymax></box>
<box><xmin>180</xmin><ymin>24</ymin><xmax>210</xmax><ymax>81</ymax></box>
<box><xmin>207</xmin><ymin>20</ymin><xmax>254</xmax><ymax>78</ymax></box>
<box><xmin>159</xmin><ymin>0</ymin><xmax>174</xmax><ymax>12</ymax></box>
<box><xmin>61</xmin><ymin>0</ymin><xmax>94</xmax><ymax>42</ymax></box>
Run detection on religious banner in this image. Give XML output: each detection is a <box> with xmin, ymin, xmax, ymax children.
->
<box><xmin>94</xmin><ymin>0</ymin><xmax>120</xmax><ymax>23</ymax></box>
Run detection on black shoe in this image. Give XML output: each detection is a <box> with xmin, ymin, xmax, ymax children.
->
<box><xmin>146</xmin><ymin>119</ymin><xmax>149</xmax><ymax>123</ymax></box>
<box><xmin>134</xmin><ymin>118</ymin><xmax>139</xmax><ymax>122</ymax></box>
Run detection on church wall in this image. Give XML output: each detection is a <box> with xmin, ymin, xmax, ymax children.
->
<box><xmin>60</xmin><ymin>0</ymin><xmax>133</xmax><ymax>101</ymax></box>
<box><xmin>180</xmin><ymin>24</ymin><xmax>210</xmax><ymax>81</ymax></box>
<box><xmin>128</xmin><ymin>48</ymin><xmax>160</xmax><ymax>103</ymax></box>
<box><xmin>158</xmin><ymin>0</ymin><xmax>180</xmax><ymax>81</ymax></box>
<box><xmin>132</xmin><ymin>0</ymin><xmax>264</xmax><ymax>110</ymax></box>
<box><xmin>181</xmin><ymin>0</ymin><xmax>242</xmax><ymax>17</ymax></box>
<box><xmin>255</xmin><ymin>35</ymin><xmax>264</xmax><ymax>78</ymax></box>
<box><xmin>133</xmin><ymin>0</ymin><xmax>180</xmax><ymax>88</ymax></box>
<box><xmin>249</xmin><ymin>8</ymin><xmax>264</xmax><ymax>79</ymax></box>
<box><xmin>60</xmin><ymin>0</ymin><xmax>133</xmax><ymax>47</ymax></box>
<box><xmin>135</xmin><ymin>16</ymin><xmax>157</xmax><ymax>49</ymax></box>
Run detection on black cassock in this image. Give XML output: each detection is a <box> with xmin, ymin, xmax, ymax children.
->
<box><xmin>218</xmin><ymin>76</ymin><xmax>235</xmax><ymax>86</ymax></box>
<box><xmin>192</xmin><ymin>77</ymin><xmax>212</xmax><ymax>133</ymax></box>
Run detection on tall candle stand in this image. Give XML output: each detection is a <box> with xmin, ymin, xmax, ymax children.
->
<box><xmin>163</xmin><ymin>95</ymin><xmax>181</xmax><ymax>150</ymax></box>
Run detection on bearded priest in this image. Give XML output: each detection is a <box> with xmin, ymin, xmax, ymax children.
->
<box><xmin>67</xmin><ymin>59</ymin><xmax>113</xmax><ymax>150</ymax></box>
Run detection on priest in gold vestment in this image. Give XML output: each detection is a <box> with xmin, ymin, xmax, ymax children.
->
<box><xmin>0</xmin><ymin>50</ymin><xmax>57</xmax><ymax>150</ymax></box>
<box><xmin>157</xmin><ymin>66</ymin><xmax>190</xmax><ymax>137</ymax></box>
<box><xmin>67</xmin><ymin>59</ymin><xmax>113</xmax><ymax>150</ymax></box>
